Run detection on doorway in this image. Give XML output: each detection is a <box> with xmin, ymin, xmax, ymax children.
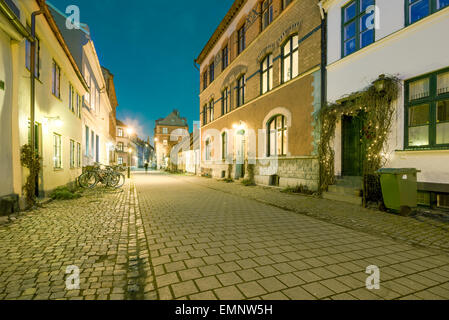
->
<box><xmin>341</xmin><ymin>115</ymin><xmax>364</xmax><ymax>177</ymax></box>
<box><xmin>235</xmin><ymin>129</ymin><xmax>245</xmax><ymax>179</ymax></box>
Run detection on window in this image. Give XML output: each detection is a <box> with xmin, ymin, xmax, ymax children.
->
<box><xmin>342</xmin><ymin>0</ymin><xmax>375</xmax><ymax>57</ymax></box>
<box><xmin>91</xmin><ymin>130</ymin><xmax>95</xmax><ymax>159</ymax></box>
<box><xmin>237</xmin><ymin>24</ymin><xmax>246</xmax><ymax>54</ymax></box>
<box><xmin>406</xmin><ymin>0</ymin><xmax>449</xmax><ymax>25</ymax></box>
<box><xmin>163</xmin><ymin>140</ymin><xmax>168</xmax><ymax>146</ymax></box>
<box><xmin>52</xmin><ymin>60</ymin><xmax>61</xmax><ymax>98</ymax></box>
<box><xmin>25</xmin><ymin>38</ymin><xmax>40</xmax><ymax>78</ymax></box>
<box><xmin>209</xmin><ymin>100</ymin><xmax>215</xmax><ymax>122</ymax></box>
<box><xmin>117</xmin><ymin>128</ymin><xmax>123</xmax><ymax>137</ymax></box>
<box><xmin>405</xmin><ymin>68</ymin><xmax>449</xmax><ymax>148</ymax></box>
<box><xmin>222</xmin><ymin>46</ymin><xmax>229</xmax><ymax>71</ymax></box>
<box><xmin>222</xmin><ymin>132</ymin><xmax>228</xmax><ymax>161</ymax></box>
<box><xmin>203</xmin><ymin>71</ymin><xmax>208</xmax><ymax>90</ymax></box>
<box><xmin>205</xmin><ymin>138</ymin><xmax>211</xmax><ymax>161</ymax></box>
<box><xmin>77</xmin><ymin>142</ymin><xmax>81</xmax><ymax>167</ymax></box>
<box><xmin>261</xmin><ymin>54</ymin><xmax>273</xmax><ymax>94</ymax></box>
<box><xmin>117</xmin><ymin>142</ymin><xmax>124</xmax><ymax>152</ymax></box>
<box><xmin>163</xmin><ymin>128</ymin><xmax>168</xmax><ymax>134</ymax></box>
<box><xmin>282</xmin><ymin>35</ymin><xmax>299</xmax><ymax>83</ymax></box>
<box><xmin>69</xmin><ymin>84</ymin><xmax>75</xmax><ymax>113</ymax></box>
<box><xmin>202</xmin><ymin>105</ymin><xmax>207</xmax><ymax>125</ymax></box>
<box><xmin>85</xmin><ymin>126</ymin><xmax>90</xmax><ymax>156</ymax></box>
<box><xmin>210</xmin><ymin>62</ymin><xmax>215</xmax><ymax>83</ymax></box>
<box><xmin>222</xmin><ymin>88</ymin><xmax>230</xmax><ymax>115</ymax></box>
<box><xmin>237</xmin><ymin>75</ymin><xmax>246</xmax><ymax>107</ymax></box>
<box><xmin>282</xmin><ymin>0</ymin><xmax>293</xmax><ymax>10</ymax></box>
<box><xmin>268</xmin><ymin>115</ymin><xmax>287</xmax><ymax>156</ymax></box>
<box><xmin>70</xmin><ymin>140</ymin><xmax>75</xmax><ymax>168</ymax></box>
<box><xmin>76</xmin><ymin>92</ymin><xmax>81</xmax><ymax>118</ymax></box>
<box><xmin>118</xmin><ymin>157</ymin><xmax>123</xmax><ymax>165</ymax></box>
<box><xmin>53</xmin><ymin>133</ymin><xmax>62</xmax><ymax>168</ymax></box>
<box><xmin>262</xmin><ymin>0</ymin><xmax>273</xmax><ymax>31</ymax></box>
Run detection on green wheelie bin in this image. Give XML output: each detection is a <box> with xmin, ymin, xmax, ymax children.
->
<box><xmin>377</xmin><ymin>168</ymin><xmax>421</xmax><ymax>216</ymax></box>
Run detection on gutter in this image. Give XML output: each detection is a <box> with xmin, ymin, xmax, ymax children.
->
<box><xmin>0</xmin><ymin>0</ymin><xmax>32</xmax><ymax>40</ymax></box>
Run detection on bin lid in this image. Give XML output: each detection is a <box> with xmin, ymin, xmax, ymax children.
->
<box><xmin>377</xmin><ymin>168</ymin><xmax>421</xmax><ymax>174</ymax></box>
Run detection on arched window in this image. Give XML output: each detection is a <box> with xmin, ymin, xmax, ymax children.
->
<box><xmin>261</xmin><ymin>54</ymin><xmax>273</xmax><ymax>94</ymax></box>
<box><xmin>205</xmin><ymin>138</ymin><xmax>212</xmax><ymax>161</ymax></box>
<box><xmin>268</xmin><ymin>115</ymin><xmax>287</xmax><ymax>156</ymax></box>
<box><xmin>282</xmin><ymin>35</ymin><xmax>299</xmax><ymax>83</ymax></box>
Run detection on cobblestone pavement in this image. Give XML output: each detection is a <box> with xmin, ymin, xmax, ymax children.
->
<box><xmin>181</xmin><ymin>175</ymin><xmax>449</xmax><ymax>253</ymax></box>
<box><xmin>0</xmin><ymin>182</ymin><xmax>156</xmax><ymax>300</ymax></box>
<box><xmin>1</xmin><ymin>172</ymin><xmax>449</xmax><ymax>300</ymax></box>
<box><xmin>137</xmin><ymin>173</ymin><xmax>449</xmax><ymax>300</ymax></box>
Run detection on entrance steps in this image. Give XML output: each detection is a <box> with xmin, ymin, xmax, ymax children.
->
<box><xmin>323</xmin><ymin>176</ymin><xmax>363</xmax><ymax>206</ymax></box>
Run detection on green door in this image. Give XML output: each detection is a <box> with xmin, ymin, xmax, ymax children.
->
<box><xmin>342</xmin><ymin>115</ymin><xmax>363</xmax><ymax>177</ymax></box>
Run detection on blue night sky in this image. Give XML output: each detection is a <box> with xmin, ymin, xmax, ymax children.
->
<box><xmin>48</xmin><ymin>0</ymin><xmax>233</xmax><ymax>142</ymax></box>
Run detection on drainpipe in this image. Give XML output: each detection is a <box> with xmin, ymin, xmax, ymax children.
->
<box><xmin>318</xmin><ymin>2</ymin><xmax>327</xmax><ymax>192</ymax></box>
<box><xmin>30</xmin><ymin>10</ymin><xmax>43</xmax><ymax>153</ymax></box>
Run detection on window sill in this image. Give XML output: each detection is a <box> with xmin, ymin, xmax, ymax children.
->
<box><xmin>396</xmin><ymin>148</ymin><xmax>449</xmax><ymax>153</ymax></box>
<box><xmin>53</xmin><ymin>168</ymin><xmax>63</xmax><ymax>172</ymax></box>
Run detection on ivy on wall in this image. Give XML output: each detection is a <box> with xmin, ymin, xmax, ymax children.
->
<box><xmin>20</xmin><ymin>144</ymin><xmax>41</xmax><ymax>206</ymax></box>
<box><xmin>317</xmin><ymin>75</ymin><xmax>400</xmax><ymax>206</ymax></box>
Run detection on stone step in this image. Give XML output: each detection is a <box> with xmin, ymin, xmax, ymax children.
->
<box><xmin>336</xmin><ymin>176</ymin><xmax>363</xmax><ymax>188</ymax></box>
<box><xmin>328</xmin><ymin>185</ymin><xmax>362</xmax><ymax>197</ymax></box>
<box><xmin>323</xmin><ymin>191</ymin><xmax>363</xmax><ymax>206</ymax></box>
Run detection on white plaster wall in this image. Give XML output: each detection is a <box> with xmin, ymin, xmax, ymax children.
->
<box><xmin>326</xmin><ymin>1</ymin><xmax>449</xmax><ymax>184</ymax></box>
<box><xmin>0</xmin><ymin>30</ymin><xmax>14</xmax><ymax>197</ymax></box>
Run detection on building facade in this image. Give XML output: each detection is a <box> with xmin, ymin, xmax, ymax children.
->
<box><xmin>49</xmin><ymin>4</ymin><xmax>116</xmax><ymax>167</ymax></box>
<box><xmin>321</xmin><ymin>0</ymin><xmax>449</xmax><ymax>208</ymax></box>
<box><xmin>116</xmin><ymin>119</ymin><xmax>137</xmax><ymax>168</ymax></box>
<box><xmin>1</xmin><ymin>0</ymin><xmax>88</xmax><ymax>211</ymax></box>
<box><xmin>154</xmin><ymin>110</ymin><xmax>189</xmax><ymax>170</ymax></box>
<box><xmin>196</xmin><ymin>0</ymin><xmax>323</xmax><ymax>190</ymax></box>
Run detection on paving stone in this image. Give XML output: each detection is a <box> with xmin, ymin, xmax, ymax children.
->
<box><xmin>195</xmin><ymin>276</ymin><xmax>222</xmax><ymax>291</ymax></box>
<box><xmin>171</xmin><ymin>280</ymin><xmax>198</xmax><ymax>298</ymax></box>
<box><xmin>214</xmin><ymin>286</ymin><xmax>245</xmax><ymax>300</ymax></box>
<box><xmin>237</xmin><ymin>281</ymin><xmax>267</xmax><ymax>298</ymax></box>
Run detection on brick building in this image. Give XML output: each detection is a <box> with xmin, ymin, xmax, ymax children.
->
<box><xmin>195</xmin><ymin>0</ymin><xmax>324</xmax><ymax>190</ymax></box>
<box><xmin>154</xmin><ymin>110</ymin><xmax>189</xmax><ymax>170</ymax></box>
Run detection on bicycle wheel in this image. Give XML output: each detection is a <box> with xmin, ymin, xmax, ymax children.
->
<box><xmin>106</xmin><ymin>172</ymin><xmax>120</xmax><ymax>188</ymax></box>
<box><xmin>113</xmin><ymin>172</ymin><xmax>126</xmax><ymax>189</ymax></box>
<box><xmin>78</xmin><ymin>171</ymin><xmax>98</xmax><ymax>189</ymax></box>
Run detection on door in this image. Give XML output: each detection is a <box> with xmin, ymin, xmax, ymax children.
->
<box><xmin>342</xmin><ymin>115</ymin><xmax>363</xmax><ymax>177</ymax></box>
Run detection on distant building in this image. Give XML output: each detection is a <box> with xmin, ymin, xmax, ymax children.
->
<box><xmin>115</xmin><ymin>120</ymin><xmax>137</xmax><ymax>168</ymax></box>
<box><xmin>154</xmin><ymin>110</ymin><xmax>189</xmax><ymax>170</ymax></box>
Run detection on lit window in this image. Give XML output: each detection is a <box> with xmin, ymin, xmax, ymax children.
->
<box><xmin>222</xmin><ymin>132</ymin><xmax>228</xmax><ymax>161</ymax></box>
<box><xmin>268</xmin><ymin>115</ymin><xmax>287</xmax><ymax>156</ymax></box>
<box><xmin>209</xmin><ymin>100</ymin><xmax>215</xmax><ymax>122</ymax></box>
<box><xmin>117</xmin><ymin>128</ymin><xmax>123</xmax><ymax>137</ymax></box>
<box><xmin>261</xmin><ymin>54</ymin><xmax>273</xmax><ymax>94</ymax></box>
<box><xmin>282</xmin><ymin>36</ymin><xmax>299</xmax><ymax>83</ymax></box>
<box><xmin>53</xmin><ymin>133</ymin><xmax>62</xmax><ymax>168</ymax></box>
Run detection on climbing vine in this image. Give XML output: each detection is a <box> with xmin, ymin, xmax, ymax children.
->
<box><xmin>20</xmin><ymin>144</ymin><xmax>41</xmax><ymax>206</ymax></box>
<box><xmin>318</xmin><ymin>75</ymin><xmax>400</xmax><ymax>205</ymax></box>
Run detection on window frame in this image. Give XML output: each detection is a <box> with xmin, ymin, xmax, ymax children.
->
<box><xmin>203</xmin><ymin>71</ymin><xmax>208</xmax><ymax>91</ymax></box>
<box><xmin>281</xmin><ymin>35</ymin><xmax>299</xmax><ymax>84</ymax></box>
<box><xmin>70</xmin><ymin>139</ymin><xmax>75</xmax><ymax>168</ymax></box>
<box><xmin>222</xmin><ymin>46</ymin><xmax>229</xmax><ymax>71</ymax></box>
<box><xmin>209</xmin><ymin>99</ymin><xmax>215</xmax><ymax>122</ymax></box>
<box><xmin>405</xmin><ymin>0</ymin><xmax>449</xmax><ymax>26</ymax></box>
<box><xmin>404</xmin><ymin>67</ymin><xmax>449</xmax><ymax>150</ymax></box>
<box><xmin>341</xmin><ymin>0</ymin><xmax>376</xmax><ymax>58</ymax></box>
<box><xmin>77</xmin><ymin>142</ymin><xmax>81</xmax><ymax>167</ymax></box>
<box><xmin>261</xmin><ymin>54</ymin><xmax>273</xmax><ymax>94</ymax></box>
<box><xmin>53</xmin><ymin>133</ymin><xmax>62</xmax><ymax>169</ymax></box>
<box><xmin>221</xmin><ymin>88</ymin><xmax>230</xmax><ymax>116</ymax></box>
<box><xmin>236</xmin><ymin>75</ymin><xmax>246</xmax><ymax>107</ymax></box>
<box><xmin>261</xmin><ymin>0</ymin><xmax>273</xmax><ymax>31</ymax></box>
<box><xmin>267</xmin><ymin>115</ymin><xmax>288</xmax><ymax>157</ymax></box>
<box><xmin>209</xmin><ymin>62</ymin><xmax>215</xmax><ymax>83</ymax></box>
<box><xmin>52</xmin><ymin>60</ymin><xmax>61</xmax><ymax>98</ymax></box>
<box><xmin>222</xmin><ymin>132</ymin><xmax>228</xmax><ymax>161</ymax></box>
<box><xmin>25</xmin><ymin>37</ymin><xmax>40</xmax><ymax>78</ymax></box>
<box><xmin>205</xmin><ymin>138</ymin><xmax>212</xmax><ymax>161</ymax></box>
<box><xmin>282</xmin><ymin>0</ymin><xmax>293</xmax><ymax>10</ymax></box>
<box><xmin>237</xmin><ymin>24</ymin><xmax>246</xmax><ymax>55</ymax></box>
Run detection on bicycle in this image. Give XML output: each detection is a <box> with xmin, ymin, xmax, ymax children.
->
<box><xmin>78</xmin><ymin>164</ymin><xmax>126</xmax><ymax>189</ymax></box>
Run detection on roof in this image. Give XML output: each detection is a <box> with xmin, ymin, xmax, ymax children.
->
<box><xmin>156</xmin><ymin>110</ymin><xmax>188</xmax><ymax>128</ymax></box>
<box><xmin>195</xmin><ymin>0</ymin><xmax>246</xmax><ymax>65</ymax></box>
<box><xmin>38</xmin><ymin>0</ymin><xmax>89</xmax><ymax>91</ymax></box>
<box><xmin>116</xmin><ymin>119</ymin><xmax>127</xmax><ymax>127</ymax></box>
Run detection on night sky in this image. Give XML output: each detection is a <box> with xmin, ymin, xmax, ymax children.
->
<box><xmin>48</xmin><ymin>0</ymin><xmax>233</xmax><ymax>142</ymax></box>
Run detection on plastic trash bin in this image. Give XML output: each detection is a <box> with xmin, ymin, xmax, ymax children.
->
<box><xmin>377</xmin><ymin>168</ymin><xmax>421</xmax><ymax>215</ymax></box>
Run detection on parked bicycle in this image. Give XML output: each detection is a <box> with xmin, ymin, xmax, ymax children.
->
<box><xmin>78</xmin><ymin>163</ymin><xmax>126</xmax><ymax>189</ymax></box>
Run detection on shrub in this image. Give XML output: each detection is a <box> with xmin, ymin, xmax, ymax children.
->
<box><xmin>241</xmin><ymin>179</ymin><xmax>256</xmax><ymax>187</ymax></box>
<box><xmin>281</xmin><ymin>185</ymin><xmax>315</xmax><ymax>195</ymax></box>
<box><xmin>50</xmin><ymin>186</ymin><xmax>82</xmax><ymax>201</ymax></box>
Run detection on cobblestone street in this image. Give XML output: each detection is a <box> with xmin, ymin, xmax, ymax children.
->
<box><xmin>1</xmin><ymin>172</ymin><xmax>449</xmax><ymax>300</ymax></box>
